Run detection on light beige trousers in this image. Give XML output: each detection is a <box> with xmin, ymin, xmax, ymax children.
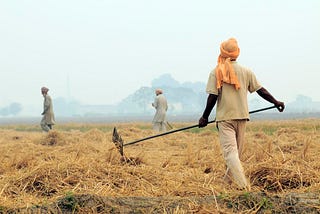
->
<box><xmin>152</xmin><ymin>122</ymin><xmax>167</xmax><ymax>132</ymax></box>
<box><xmin>217</xmin><ymin>120</ymin><xmax>250</xmax><ymax>190</ymax></box>
<box><xmin>40</xmin><ymin>116</ymin><xmax>53</xmax><ymax>132</ymax></box>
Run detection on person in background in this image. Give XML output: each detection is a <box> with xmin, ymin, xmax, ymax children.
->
<box><xmin>152</xmin><ymin>88</ymin><xmax>168</xmax><ymax>132</ymax></box>
<box><xmin>198</xmin><ymin>38</ymin><xmax>285</xmax><ymax>190</ymax></box>
<box><xmin>40</xmin><ymin>87</ymin><xmax>55</xmax><ymax>132</ymax></box>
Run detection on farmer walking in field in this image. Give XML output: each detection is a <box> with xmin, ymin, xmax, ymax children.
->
<box><xmin>40</xmin><ymin>87</ymin><xmax>55</xmax><ymax>132</ymax></box>
<box><xmin>198</xmin><ymin>38</ymin><xmax>285</xmax><ymax>190</ymax></box>
<box><xmin>152</xmin><ymin>88</ymin><xmax>169</xmax><ymax>132</ymax></box>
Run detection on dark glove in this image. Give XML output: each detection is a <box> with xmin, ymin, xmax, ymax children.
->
<box><xmin>274</xmin><ymin>101</ymin><xmax>285</xmax><ymax>112</ymax></box>
<box><xmin>198</xmin><ymin>117</ymin><xmax>208</xmax><ymax>128</ymax></box>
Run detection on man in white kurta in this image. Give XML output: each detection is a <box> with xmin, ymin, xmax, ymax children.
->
<box><xmin>40</xmin><ymin>87</ymin><xmax>55</xmax><ymax>132</ymax></box>
<box><xmin>152</xmin><ymin>89</ymin><xmax>168</xmax><ymax>132</ymax></box>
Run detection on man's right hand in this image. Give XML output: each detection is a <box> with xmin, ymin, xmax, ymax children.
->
<box><xmin>198</xmin><ymin>117</ymin><xmax>208</xmax><ymax>128</ymax></box>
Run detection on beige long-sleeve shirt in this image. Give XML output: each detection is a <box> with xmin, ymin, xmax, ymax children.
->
<box><xmin>42</xmin><ymin>94</ymin><xmax>55</xmax><ymax>125</ymax></box>
<box><xmin>152</xmin><ymin>94</ymin><xmax>168</xmax><ymax>123</ymax></box>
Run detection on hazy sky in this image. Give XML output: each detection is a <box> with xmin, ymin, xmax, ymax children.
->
<box><xmin>1</xmin><ymin>0</ymin><xmax>319</xmax><ymax>111</ymax></box>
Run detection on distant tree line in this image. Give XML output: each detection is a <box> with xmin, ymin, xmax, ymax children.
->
<box><xmin>0</xmin><ymin>102</ymin><xmax>22</xmax><ymax>116</ymax></box>
<box><xmin>116</xmin><ymin>74</ymin><xmax>208</xmax><ymax>115</ymax></box>
<box><xmin>1</xmin><ymin>75</ymin><xmax>319</xmax><ymax>117</ymax></box>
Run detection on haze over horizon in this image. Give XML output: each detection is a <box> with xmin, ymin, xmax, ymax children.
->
<box><xmin>1</xmin><ymin>0</ymin><xmax>319</xmax><ymax>114</ymax></box>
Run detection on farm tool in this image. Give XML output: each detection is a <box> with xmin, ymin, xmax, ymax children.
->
<box><xmin>112</xmin><ymin>105</ymin><xmax>277</xmax><ymax>156</ymax></box>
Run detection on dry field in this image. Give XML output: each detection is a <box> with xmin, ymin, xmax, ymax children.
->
<box><xmin>0</xmin><ymin>119</ymin><xmax>319</xmax><ymax>213</ymax></box>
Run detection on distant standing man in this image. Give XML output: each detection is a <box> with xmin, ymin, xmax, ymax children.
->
<box><xmin>41</xmin><ymin>87</ymin><xmax>55</xmax><ymax>132</ymax></box>
<box><xmin>198</xmin><ymin>38</ymin><xmax>285</xmax><ymax>190</ymax></box>
<box><xmin>152</xmin><ymin>89</ymin><xmax>168</xmax><ymax>132</ymax></box>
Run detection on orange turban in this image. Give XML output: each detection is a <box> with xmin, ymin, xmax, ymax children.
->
<box><xmin>215</xmin><ymin>38</ymin><xmax>240</xmax><ymax>90</ymax></box>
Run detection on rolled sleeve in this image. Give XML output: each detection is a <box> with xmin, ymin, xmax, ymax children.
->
<box><xmin>248</xmin><ymin>70</ymin><xmax>262</xmax><ymax>93</ymax></box>
<box><xmin>206</xmin><ymin>70</ymin><xmax>219</xmax><ymax>95</ymax></box>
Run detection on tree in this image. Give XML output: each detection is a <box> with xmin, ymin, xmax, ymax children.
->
<box><xmin>9</xmin><ymin>102</ymin><xmax>22</xmax><ymax>115</ymax></box>
<box><xmin>0</xmin><ymin>102</ymin><xmax>22</xmax><ymax>116</ymax></box>
<box><xmin>151</xmin><ymin>73</ymin><xmax>180</xmax><ymax>88</ymax></box>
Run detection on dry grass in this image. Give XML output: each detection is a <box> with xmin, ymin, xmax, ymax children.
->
<box><xmin>0</xmin><ymin>119</ymin><xmax>319</xmax><ymax>212</ymax></box>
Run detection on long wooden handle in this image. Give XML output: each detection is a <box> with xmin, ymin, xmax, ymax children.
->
<box><xmin>123</xmin><ymin>105</ymin><xmax>277</xmax><ymax>147</ymax></box>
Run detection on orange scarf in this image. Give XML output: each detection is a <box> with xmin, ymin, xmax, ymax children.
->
<box><xmin>215</xmin><ymin>38</ymin><xmax>240</xmax><ymax>90</ymax></box>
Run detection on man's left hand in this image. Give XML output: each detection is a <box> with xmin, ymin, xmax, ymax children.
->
<box><xmin>275</xmin><ymin>101</ymin><xmax>285</xmax><ymax>112</ymax></box>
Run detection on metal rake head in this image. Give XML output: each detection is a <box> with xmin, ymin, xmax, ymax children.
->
<box><xmin>112</xmin><ymin>127</ymin><xmax>124</xmax><ymax>156</ymax></box>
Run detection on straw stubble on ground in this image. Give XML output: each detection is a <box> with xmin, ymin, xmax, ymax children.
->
<box><xmin>0</xmin><ymin>119</ymin><xmax>319</xmax><ymax>213</ymax></box>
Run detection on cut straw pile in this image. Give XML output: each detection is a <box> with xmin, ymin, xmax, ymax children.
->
<box><xmin>0</xmin><ymin>119</ymin><xmax>319</xmax><ymax>212</ymax></box>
